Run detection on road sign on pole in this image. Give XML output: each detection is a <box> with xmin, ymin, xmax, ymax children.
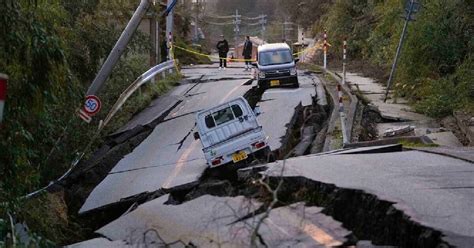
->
<box><xmin>83</xmin><ymin>95</ymin><xmax>102</xmax><ymax>116</ymax></box>
<box><xmin>0</xmin><ymin>73</ymin><xmax>8</xmax><ymax>126</ymax></box>
<box><xmin>78</xmin><ymin>95</ymin><xmax>101</xmax><ymax>124</ymax></box>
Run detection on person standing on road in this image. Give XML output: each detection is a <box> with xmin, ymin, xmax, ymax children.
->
<box><xmin>216</xmin><ymin>35</ymin><xmax>229</xmax><ymax>70</ymax></box>
<box><xmin>242</xmin><ymin>36</ymin><xmax>253</xmax><ymax>71</ymax></box>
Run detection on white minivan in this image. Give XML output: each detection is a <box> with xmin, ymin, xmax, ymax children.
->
<box><xmin>193</xmin><ymin>97</ymin><xmax>269</xmax><ymax>168</ymax></box>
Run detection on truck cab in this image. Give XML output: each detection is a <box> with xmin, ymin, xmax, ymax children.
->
<box><xmin>254</xmin><ymin>43</ymin><xmax>299</xmax><ymax>89</ymax></box>
<box><xmin>194</xmin><ymin>97</ymin><xmax>269</xmax><ymax>168</ymax></box>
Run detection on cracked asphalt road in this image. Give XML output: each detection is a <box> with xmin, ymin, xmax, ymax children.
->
<box><xmin>80</xmin><ymin>66</ymin><xmax>317</xmax><ymax>213</ymax></box>
<box><xmin>70</xmin><ymin>65</ymin><xmax>474</xmax><ymax>248</ymax></box>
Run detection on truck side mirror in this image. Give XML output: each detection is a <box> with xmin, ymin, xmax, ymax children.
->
<box><xmin>294</xmin><ymin>58</ymin><xmax>300</xmax><ymax>63</ymax></box>
<box><xmin>254</xmin><ymin>106</ymin><xmax>262</xmax><ymax>116</ymax></box>
<box><xmin>251</xmin><ymin>62</ymin><xmax>258</xmax><ymax>67</ymax></box>
<box><xmin>193</xmin><ymin>132</ymin><xmax>200</xmax><ymax>140</ymax></box>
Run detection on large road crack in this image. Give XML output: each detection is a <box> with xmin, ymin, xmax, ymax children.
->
<box><xmin>176</xmin><ymin>123</ymin><xmax>197</xmax><ymax>151</ymax></box>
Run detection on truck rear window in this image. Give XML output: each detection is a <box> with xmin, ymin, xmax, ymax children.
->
<box><xmin>205</xmin><ymin>104</ymin><xmax>244</xmax><ymax>129</ymax></box>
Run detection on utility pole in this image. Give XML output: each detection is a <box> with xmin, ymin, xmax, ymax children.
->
<box><xmin>193</xmin><ymin>0</ymin><xmax>200</xmax><ymax>44</ymax></box>
<box><xmin>166</xmin><ymin>0</ymin><xmax>174</xmax><ymax>60</ymax></box>
<box><xmin>86</xmin><ymin>0</ymin><xmax>151</xmax><ymax>96</ymax></box>
<box><xmin>260</xmin><ymin>14</ymin><xmax>267</xmax><ymax>42</ymax></box>
<box><xmin>233</xmin><ymin>9</ymin><xmax>241</xmax><ymax>46</ymax></box>
<box><xmin>384</xmin><ymin>0</ymin><xmax>420</xmax><ymax>102</ymax></box>
<box><xmin>150</xmin><ymin>11</ymin><xmax>157</xmax><ymax>67</ymax></box>
<box><xmin>282</xmin><ymin>19</ymin><xmax>294</xmax><ymax>43</ymax></box>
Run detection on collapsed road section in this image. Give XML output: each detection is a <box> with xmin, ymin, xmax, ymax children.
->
<box><xmin>59</xmin><ymin>66</ymin><xmax>322</xmax><ymax>244</ymax></box>
<box><xmin>63</xmin><ymin>65</ymin><xmax>474</xmax><ymax>248</ymax></box>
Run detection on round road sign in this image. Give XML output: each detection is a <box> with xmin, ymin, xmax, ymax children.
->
<box><xmin>83</xmin><ymin>95</ymin><xmax>102</xmax><ymax>116</ymax></box>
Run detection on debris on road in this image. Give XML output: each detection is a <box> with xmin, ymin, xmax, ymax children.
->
<box><xmin>383</xmin><ymin>125</ymin><xmax>414</xmax><ymax>137</ymax></box>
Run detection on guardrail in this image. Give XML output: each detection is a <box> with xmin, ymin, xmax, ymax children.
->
<box><xmin>99</xmin><ymin>60</ymin><xmax>176</xmax><ymax>130</ymax></box>
<box><xmin>324</xmin><ymin>69</ymin><xmax>359</xmax><ymax>145</ymax></box>
<box><xmin>20</xmin><ymin>60</ymin><xmax>176</xmax><ymax>200</ymax></box>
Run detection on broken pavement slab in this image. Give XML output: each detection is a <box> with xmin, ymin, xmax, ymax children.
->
<box><xmin>97</xmin><ymin>195</ymin><xmax>262</xmax><ymax>247</ymax></box>
<box><xmin>244</xmin><ymin>202</ymin><xmax>352</xmax><ymax>247</ymax></box>
<box><xmin>345</xmin><ymin>72</ymin><xmax>431</xmax><ymax>122</ymax></box>
<box><xmin>376</xmin><ymin>119</ymin><xmax>441</xmax><ymax>138</ymax></box>
<box><xmin>263</xmin><ymin>150</ymin><xmax>474</xmax><ymax>247</ymax></box>
<box><xmin>79</xmin><ymin>115</ymin><xmax>206</xmax><ymax>213</ymax></box>
<box><xmin>412</xmin><ymin>146</ymin><xmax>474</xmax><ymax>163</ymax></box>
<box><xmin>257</xmin><ymin>74</ymin><xmax>316</xmax><ymax>152</ymax></box>
<box><xmin>426</xmin><ymin>131</ymin><xmax>463</xmax><ymax>147</ymax></box>
<box><xmin>96</xmin><ymin>195</ymin><xmax>351</xmax><ymax>247</ymax></box>
<box><xmin>80</xmin><ymin>78</ymin><xmax>256</xmax><ymax>213</ymax></box>
<box><xmin>114</xmin><ymin>83</ymin><xmax>197</xmax><ymax>134</ymax></box>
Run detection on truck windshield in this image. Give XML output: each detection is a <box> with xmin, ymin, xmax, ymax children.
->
<box><xmin>259</xmin><ymin>50</ymin><xmax>293</xmax><ymax>66</ymax></box>
<box><xmin>205</xmin><ymin>104</ymin><xmax>243</xmax><ymax>129</ymax></box>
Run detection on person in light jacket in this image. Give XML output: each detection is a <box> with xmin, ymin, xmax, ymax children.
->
<box><xmin>216</xmin><ymin>35</ymin><xmax>229</xmax><ymax>70</ymax></box>
<box><xmin>242</xmin><ymin>36</ymin><xmax>253</xmax><ymax>71</ymax></box>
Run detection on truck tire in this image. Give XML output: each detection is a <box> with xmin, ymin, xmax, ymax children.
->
<box><xmin>257</xmin><ymin>147</ymin><xmax>274</xmax><ymax>163</ymax></box>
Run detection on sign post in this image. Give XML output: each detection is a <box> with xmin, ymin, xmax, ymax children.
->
<box><xmin>323</xmin><ymin>30</ymin><xmax>328</xmax><ymax>69</ymax></box>
<box><xmin>0</xmin><ymin>73</ymin><xmax>7</xmax><ymax>126</ymax></box>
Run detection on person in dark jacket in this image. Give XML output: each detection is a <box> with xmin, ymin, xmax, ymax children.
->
<box><xmin>216</xmin><ymin>35</ymin><xmax>229</xmax><ymax>70</ymax></box>
<box><xmin>242</xmin><ymin>36</ymin><xmax>253</xmax><ymax>71</ymax></box>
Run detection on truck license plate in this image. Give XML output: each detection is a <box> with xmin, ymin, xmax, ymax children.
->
<box><xmin>270</xmin><ymin>80</ymin><xmax>280</xmax><ymax>86</ymax></box>
<box><xmin>232</xmin><ymin>151</ymin><xmax>248</xmax><ymax>163</ymax></box>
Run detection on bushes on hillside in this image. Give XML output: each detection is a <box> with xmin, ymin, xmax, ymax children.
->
<box><xmin>316</xmin><ymin>0</ymin><xmax>473</xmax><ymax>117</ymax></box>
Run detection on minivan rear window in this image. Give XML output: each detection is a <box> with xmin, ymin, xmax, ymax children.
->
<box><xmin>205</xmin><ymin>104</ymin><xmax>244</xmax><ymax>129</ymax></box>
<box><xmin>259</xmin><ymin>49</ymin><xmax>293</xmax><ymax>66</ymax></box>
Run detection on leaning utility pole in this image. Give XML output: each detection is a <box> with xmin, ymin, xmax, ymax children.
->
<box><xmin>86</xmin><ymin>0</ymin><xmax>151</xmax><ymax>96</ymax></box>
<box><xmin>384</xmin><ymin>0</ymin><xmax>420</xmax><ymax>102</ymax></box>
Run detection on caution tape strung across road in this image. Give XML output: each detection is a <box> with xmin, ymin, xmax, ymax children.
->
<box><xmin>172</xmin><ymin>42</ymin><xmax>326</xmax><ymax>63</ymax></box>
<box><xmin>172</xmin><ymin>44</ymin><xmax>257</xmax><ymax>62</ymax></box>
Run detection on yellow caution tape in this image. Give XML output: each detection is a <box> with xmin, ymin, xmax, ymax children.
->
<box><xmin>172</xmin><ymin>41</ymin><xmax>326</xmax><ymax>63</ymax></box>
<box><xmin>172</xmin><ymin>44</ymin><xmax>257</xmax><ymax>62</ymax></box>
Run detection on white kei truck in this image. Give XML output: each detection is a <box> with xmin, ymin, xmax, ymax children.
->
<box><xmin>193</xmin><ymin>97</ymin><xmax>270</xmax><ymax>168</ymax></box>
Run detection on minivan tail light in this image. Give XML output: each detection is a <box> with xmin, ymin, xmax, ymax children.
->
<box><xmin>211</xmin><ymin>156</ymin><xmax>223</xmax><ymax>166</ymax></box>
<box><xmin>252</xmin><ymin>141</ymin><xmax>266</xmax><ymax>149</ymax></box>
